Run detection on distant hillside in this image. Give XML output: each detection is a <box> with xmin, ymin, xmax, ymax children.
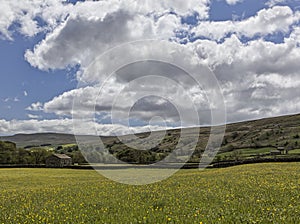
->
<box><xmin>1</xmin><ymin>113</ymin><xmax>300</xmax><ymax>164</ymax></box>
<box><xmin>98</xmin><ymin>113</ymin><xmax>300</xmax><ymax>163</ymax></box>
<box><xmin>0</xmin><ymin>133</ymin><xmax>77</xmax><ymax>148</ymax></box>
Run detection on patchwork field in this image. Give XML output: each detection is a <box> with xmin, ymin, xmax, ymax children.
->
<box><xmin>0</xmin><ymin>163</ymin><xmax>300</xmax><ymax>223</ymax></box>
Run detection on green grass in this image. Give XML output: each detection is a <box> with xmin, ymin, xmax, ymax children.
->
<box><xmin>0</xmin><ymin>163</ymin><xmax>300</xmax><ymax>223</ymax></box>
<box><xmin>61</xmin><ymin>143</ymin><xmax>77</xmax><ymax>148</ymax></box>
<box><xmin>218</xmin><ymin>147</ymin><xmax>273</xmax><ymax>158</ymax></box>
<box><xmin>239</xmin><ymin>147</ymin><xmax>274</xmax><ymax>155</ymax></box>
<box><xmin>289</xmin><ymin>149</ymin><xmax>300</xmax><ymax>155</ymax></box>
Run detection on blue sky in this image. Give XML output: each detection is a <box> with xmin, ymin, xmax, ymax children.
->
<box><xmin>210</xmin><ymin>0</ymin><xmax>266</xmax><ymax>20</ymax></box>
<box><xmin>0</xmin><ymin>0</ymin><xmax>300</xmax><ymax>135</ymax></box>
<box><xmin>0</xmin><ymin>34</ymin><xmax>77</xmax><ymax>120</ymax></box>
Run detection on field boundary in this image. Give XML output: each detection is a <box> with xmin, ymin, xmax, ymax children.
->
<box><xmin>1</xmin><ymin>157</ymin><xmax>300</xmax><ymax>169</ymax></box>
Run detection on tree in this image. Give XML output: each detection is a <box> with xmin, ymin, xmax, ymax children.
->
<box><xmin>30</xmin><ymin>148</ymin><xmax>50</xmax><ymax>164</ymax></box>
<box><xmin>0</xmin><ymin>141</ymin><xmax>18</xmax><ymax>164</ymax></box>
<box><xmin>17</xmin><ymin>148</ymin><xmax>32</xmax><ymax>164</ymax></box>
<box><xmin>231</xmin><ymin>150</ymin><xmax>242</xmax><ymax>161</ymax></box>
<box><xmin>225</xmin><ymin>144</ymin><xmax>234</xmax><ymax>152</ymax></box>
<box><xmin>222</xmin><ymin>138</ymin><xmax>228</xmax><ymax>146</ymax></box>
<box><xmin>0</xmin><ymin>141</ymin><xmax>16</xmax><ymax>151</ymax></box>
<box><xmin>231</xmin><ymin>132</ymin><xmax>239</xmax><ymax>139</ymax></box>
<box><xmin>72</xmin><ymin>151</ymin><xmax>87</xmax><ymax>164</ymax></box>
<box><xmin>214</xmin><ymin>155</ymin><xmax>222</xmax><ymax>163</ymax></box>
<box><xmin>56</xmin><ymin>146</ymin><xmax>63</xmax><ymax>151</ymax></box>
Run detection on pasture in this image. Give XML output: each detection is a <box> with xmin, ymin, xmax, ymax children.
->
<box><xmin>0</xmin><ymin>163</ymin><xmax>299</xmax><ymax>223</ymax></box>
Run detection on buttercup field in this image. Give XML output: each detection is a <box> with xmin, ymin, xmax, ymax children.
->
<box><xmin>1</xmin><ymin>163</ymin><xmax>300</xmax><ymax>223</ymax></box>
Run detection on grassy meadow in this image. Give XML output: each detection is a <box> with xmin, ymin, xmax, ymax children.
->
<box><xmin>0</xmin><ymin>163</ymin><xmax>299</xmax><ymax>223</ymax></box>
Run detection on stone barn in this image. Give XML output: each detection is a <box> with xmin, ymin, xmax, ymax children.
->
<box><xmin>270</xmin><ymin>150</ymin><xmax>281</xmax><ymax>156</ymax></box>
<box><xmin>46</xmin><ymin>154</ymin><xmax>72</xmax><ymax>167</ymax></box>
<box><xmin>277</xmin><ymin>147</ymin><xmax>285</xmax><ymax>154</ymax></box>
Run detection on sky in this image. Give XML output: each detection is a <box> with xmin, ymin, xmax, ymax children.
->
<box><xmin>0</xmin><ymin>0</ymin><xmax>300</xmax><ymax>136</ymax></box>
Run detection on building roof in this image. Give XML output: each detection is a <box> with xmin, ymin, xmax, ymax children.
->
<box><xmin>52</xmin><ymin>154</ymin><xmax>71</xmax><ymax>159</ymax></box>
<box><xmin>270</xmin><ymin>150</ymin><xmax>281</xmax><ymax>153</ymax></box>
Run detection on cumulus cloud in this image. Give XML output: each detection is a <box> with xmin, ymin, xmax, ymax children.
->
<box><xmin>44</xmin><ymin>61</ymin><xmax>213</xmax><ymax>126</ymax></box>
<box><xmin>0</xmin><ymin>0</ymin><xmax>71</xmax><ymax>40</ymax></box>
<box><xmin>190</xmin><ymin>28</ymin><xmax>300</xmax><ymax>121</ymax></box>
<box><xmin>226</xmin><ymin>0</ymin><xmax>243</xmax><ymax>5</ymax></box>
<box><xmin>192</xmin><ymin>32</ymin><xmax>300</xmax><ymax>74</ymax></box>
<box><xmin>37</xmin><ymin>29</ymin><xmax>300</xmax><ymax>124</ymax></box>
<box><xmin>265</xmin><ymin>0</ymin><xmax>299</xmax><ymax>7</ymax></box>
<box><xmin>1</xmin><ymin>0</ymin><xmax>209</xmax><ymax>41</ymax></box>
<box><xmin>27</xmin><ymin>114</ymin><xmax>41</xmax><ymax>119</ymax></box>
<box><xmin>23</xmin><ymin>2</ymin><xmax>300</xmax><ymax>128</ymax></box>
<box><xmin>0</xmin><ymin>118</ymin><xmax>168</xmax><ymax>136</ymax></box>
<box><xmin>192</xmin><ymin>6</ymin><xmax>300</xmax><ymax>41</ymax></box>
<box><xmin>22</xmin><ymin>0</ymin><xmax>211</xmax><ymax>71</ymax></box>
<box><xmin>26</xmin><ymin>102</ymin><xmax>43</xmax><ymax>111</ymax></box>
<box><xmin>25</xmin><ymin>10</ymin><xmax>183</xmax><ymax>70</ymax></box>
<box><xmin>0</xmin><ymin>118</ymin><xmax>74</xmax><ymax>135</ymax></box>
<box><xmin>25</xmin><ymin>5</ymin><xmax>300</xmax><ymax>73</ymax></box>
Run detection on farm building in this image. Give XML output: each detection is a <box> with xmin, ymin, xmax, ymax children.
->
<box><xmin>276</xmin><ymin>146</ymin><xmax>292</xmax><ymax>155</ymax></box>
<box><xmin>269</xmin><ymin>150</ymin><xmax>281</xmax><ymax>156</ymax></box>
<box><xmin>46</xmin><ymin>154</ymin><xmax>72</xmax><ymax>167</ymax></box>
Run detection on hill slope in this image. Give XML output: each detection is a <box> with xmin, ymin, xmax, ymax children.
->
<box><xmin>1</xmin><ymin>113</ymin><xmax>300</xmax><ymax>163</ymax></box>
<box><xmin>0</xmin><ymin>133</ymin><xmax>77</xmax><ymax>148</ymax></box>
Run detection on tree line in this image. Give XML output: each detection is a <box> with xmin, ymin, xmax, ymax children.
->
<box><xmin>0</xmin><ymin>141</ymin><xmax>87</xmax><ymax>165</ymax></box>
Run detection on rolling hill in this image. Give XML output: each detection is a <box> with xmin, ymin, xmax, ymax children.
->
<box><xmin>0</xmin><ymin>133</ymin><xmax>77</xmax><ymax>148</ymax></box>
<box><xmin>1</xmin><ymin>113</ymin><xmax>300</xmax><ymax>164</ymax></box>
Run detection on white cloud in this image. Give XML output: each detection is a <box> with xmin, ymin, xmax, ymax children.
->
<box><xmin>0</xmin><ymin>0</ymin><xmax>70</xmax><ymax>40</ymax></box>
<box><xmin>225</xmin><ymin>0</ymin><xmax>243</xmax><ymax>5</ymax></box>
<box><xmin>44</xmin><ymin>86</ymin><xmax>100</xmax><ymax>116</ymax></box>
<box><xmin>0</xmin><ymin>118</ymin><xmax>168</xmax><ymax>136</ymax></box>
<box><xmin>265</xmin><ymin>0</ymin><xmax>300</xmax><ymax>7</ymax></box>
<box><xmin>266</xmin><ymin>0</ymin><xmax>286</xmax><ymax>7</ymax></box>
<box><xmin>26</xmin><ymin>102</ymin><xmax>43</xmax><ymax>111</ymax></box>
<box><xmin>25</xmin><ymin>4</ymin><xmax>300</xmax><ymax>126</ymax></box>
<box><xmin>3</xmin><ymin>97</ymin><xmax>20</xmax><ymax>103</ymax></box>
<box><xmin>0</xmin><ymin>0</ymin><xmax>210</xmax><ymax>40</ymax></box>
<box><xmin>193</xmin><ymin>6</ymin><xmax>300</xmax><ymax>41</ymax></box>
<box><xmin>123</xmin><ymin>0</ymin><xmax>210</xmax><ymax>18</ymax></box>
<box><xmin>238</xmin><ymin>6</ymin><xmax>299</xmax><ymax>37</ymax></box>
<box><xmin>27</xmin><ymin>114</ymin><xmax>41</xmax><ymax>119</ymax></box>
<box><xmin>25</xmin><ymin>10</ymin><xmax>186</xmax><ymax>71</ymax></box>
<box><xmin>255</xmin><ymin>73</ymin><xmax>300</xmax><ymax>89</ymax></box>
<box><xmin>190</xmin><ymin>29</ymin><xmax>300</xmax><ymax>122</ymax></box>
<box><xmin>43</xmin><ymin>74</ymin><xmax>211</xmax><ymax>125</ymax></box>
